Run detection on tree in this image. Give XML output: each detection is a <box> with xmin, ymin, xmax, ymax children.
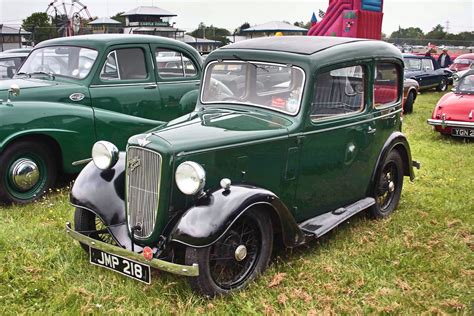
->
<box><xmin>234</xmin><ymin>22</ymin><xmax>250</xmax><ymax>35</ymax></box>
<box><xmin>390</xmin><ymin>27</ymin><xmax>424</xmax><ymax>40</ymax></box>
<box><xmin>110</xmin><ymin>12</ymin><xmax>126</xmax><ymax>26</ymax></box>
<box><xmin>22</xmin><ymin>12</ymin><xmax>56</xmax><ymax>44</ymax></box>
<box><xmin>425</xmin><ymin>24</ymin><xmax>447</xmax><ymax>40</ymax></box>
<box><xmin>189</xmin><ymin>22</ymin><xmax>231</xmax><ymax>44</ymax></box>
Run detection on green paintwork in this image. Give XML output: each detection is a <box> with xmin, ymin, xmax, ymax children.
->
<box><xmin>122</xmin><ymin>38</ymin><xmax>407</xmax><ymax>245</ymax></box>
<box><xmin>65</xmin><ymin>223</ymin><xmax>199</xmax><ymax>276</ymax></box>
<box><xmin>0</xmin><ymin>34</ymin><xmax>203</xmax><ymax>174</ymax></box>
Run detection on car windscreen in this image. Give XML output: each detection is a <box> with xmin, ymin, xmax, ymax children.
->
<box><xmin>404</xmin><ymin>58</ymin><xmax>421</xmax><ymax>71</ymax></box>
<box><xmin>18</xmin><ymin>46</ymin><xmax>98</xmax><ymax>79</ymax></box>
<box><xmin>453</xmin><ymin>58</ymin><xmax>472</xmax><ymax>65</ymax></box>
<box><xmin>457</xmin><ymin>74</ymin><xmax>474</xmax><ymax>93</ymax></box>
<box><xmin>201</xmin><ymin>60</ymin><xmax>305</xmax><ymax>115</ymax></box>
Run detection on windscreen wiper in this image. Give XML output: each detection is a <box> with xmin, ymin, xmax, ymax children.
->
<box><xmin>15</xmin><ymin>72</ymin><xmax>31</xmax><ymax>78</ymax></box>
<box><xmin>30</xmin><ymin>71</ymin><xmax>55</xmax><ymax>80</ymax></box>
<box><xmin>232</xmin><ymin>54</ymin><xmax>269</xmax><ymax>72</ymax></box>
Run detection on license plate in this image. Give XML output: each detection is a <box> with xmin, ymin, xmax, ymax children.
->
<box><xmin>451</xmin><ymin>128</ymin><xmax>474</xmax><ymax>138</ymax></box>
<box><xmin>89</xmin><ymin>247</ymin><xmax>151</xmax><ymax>284</ymax></box>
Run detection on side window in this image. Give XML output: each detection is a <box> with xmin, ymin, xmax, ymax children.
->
<box><xmin>311</xmin><ymin>65</ymin><xmax>365</xmax><ymax>121</ymax></box>
<box><xmin>421</xmin><ymin>58</ymin><xmax>433</xmax><ymax>71</ymax></box>
<box><xmin>374</xmin><ymin>62</ymin><xmax>400</xmax><ymax>108</ymax></box>
<box><xmin>156</xmin><ymin>49</ymin><xmax>197</xmax><ymax>79</ymax></box>
<box><xmin>100</xmin><ymin>48</ymin><xmax>147</xmax><ymax>81</ymax></box>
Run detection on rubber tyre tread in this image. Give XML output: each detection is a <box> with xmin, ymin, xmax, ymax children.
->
<box><xmin>0</xmin><ymin>140</ymin><xmax>57</xmax><ymax>204</ymax></box>
<box><xmin>185</xmin><ymin>208</ymin><xmax>273</xmax><ymax>297</ymax></box>
<box><xmin>369</xmin><ymin>150</ymin><xmax>404</xmax><ymax>219</ymax></box>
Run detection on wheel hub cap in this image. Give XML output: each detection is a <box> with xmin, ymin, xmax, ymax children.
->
<box><xmin>10</xmin><ymin>159</ymin><xmax>40</xmax><ymax>191</ymax></box>
<box><xmin>234</xmin><ymin>245</ymin><xmax>247</xmax><ymax>261</ymax></box>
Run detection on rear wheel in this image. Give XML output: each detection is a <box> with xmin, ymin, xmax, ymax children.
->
<box><xmin>0</xmin><ymin>141</ymin><xmax>57</xmax><ymax>204</ymax></box>
<box><xmin>369</xmin><ymin>150</ymin><xmax>404</xmax><ymax>219</ymax></box>
<box><xmin>404</xmin><ymin>90</ymin><xmax>415</xmax><ymax>114</ymax></box>
<box><xmin>74</xmin><ymin>207</ymin><xmax>116</xmax><ymax>252</ymax></box>
<box><xmin>185</xmin><ymin>209</ymin><xmax>273</xmax><ymax>297</ymax></box>
<box><xmin>436</xmin><ymin>78</ymin><xmax>448</xmax><ymax>92</ymax></box>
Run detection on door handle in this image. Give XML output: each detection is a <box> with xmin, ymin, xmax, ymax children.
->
<box><xmin>367</xmin><ymin>126</ymin><xmax>377</xmax><ymax>134</ymax></box>
<box><xmin>144</xmin><ymin>84</ymin><xmax>158</xmax><ymax>89</ymax></box>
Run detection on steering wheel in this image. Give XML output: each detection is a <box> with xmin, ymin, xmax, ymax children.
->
<box><xmin>35</xmin><ymin>64</ymin><xmax>54</xmax><ymax>74</ymax></box>
<box><xmin>209</xmin><ymin>78</ymin><xmax>234</xmax><ymax>100</ymax></box>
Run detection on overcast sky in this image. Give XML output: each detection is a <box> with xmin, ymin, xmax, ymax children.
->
<box><xmin>0</xmin><ymin>0</ymin><xmax>472</xmax><ymax>35</ymax></box>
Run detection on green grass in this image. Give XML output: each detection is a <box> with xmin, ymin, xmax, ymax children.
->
<box><xmin>1</xmin><ymin>92</ymin><xmax>473</xmax><ymax>314</ymax></box>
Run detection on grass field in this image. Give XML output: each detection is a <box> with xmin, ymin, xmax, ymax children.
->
<box><xmin>0</xmin><ymin>92</ymin><xmax>473</xmax><ymax>314</ymax></box>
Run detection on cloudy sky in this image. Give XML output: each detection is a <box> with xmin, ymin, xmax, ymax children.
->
<box><xmin>0</xmin><ymin>0</ymin><xmax>472</xmax><ymax>35</ymax></box>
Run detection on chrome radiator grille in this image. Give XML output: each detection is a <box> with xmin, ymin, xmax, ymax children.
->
<box><xmin>126</xmin><ymin>146</ymin><xmax>162</xmax><ymax>239</ymax></box>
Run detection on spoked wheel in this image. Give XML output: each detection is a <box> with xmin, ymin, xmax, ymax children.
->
<box><xmin>185</xmin><ymin>209</ymin><xmax>273</xmax><ymax>297</ymax></box>
<box><xmin>436</xmin><ymin>78</ymin><xmax>448</xmax><ymax>92</ymax></box>
<box><xmin>369</xmin><ymin>150</ymin><xmax>404</xmax><ymax>219</ymax></box>
<box><xmin>74</xmin><ymin>207</ymin><xmax>117</xmax><ymax>252</ymax></box>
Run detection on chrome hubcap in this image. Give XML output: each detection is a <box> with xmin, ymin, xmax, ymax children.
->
<box><xmin>234</xmin><ymin>245</ymin><xmax>247</xmax><ymax>261</ymax></box>
<box><xmin>10</xmin><ymin>159</ymin><xmax>40</xmax><ymax>191</ymax></box>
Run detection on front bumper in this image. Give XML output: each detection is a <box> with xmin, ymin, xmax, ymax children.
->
<box><xmin>427</xmin><ymin>119</ymin><xmax>474</xmax><ymax>129</ymax></box>
<box><xmin>66</xmin><ymin>222</ymin><xmax>199</xmax><ymax>276</ymax></box>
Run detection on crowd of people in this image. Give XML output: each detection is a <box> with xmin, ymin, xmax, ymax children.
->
<box><xmin>425</xmin><ymin>48</ymin><xmax>453</xmax><ymax>69</ymax></box>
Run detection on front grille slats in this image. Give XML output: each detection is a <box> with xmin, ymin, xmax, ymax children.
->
<box><xmin>126</xmin><ymin>146</ymin><xmax>162</xmax><ymax>239</ymax></box>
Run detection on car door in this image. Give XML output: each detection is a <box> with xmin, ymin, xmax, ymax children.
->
<box><xmin>89</xmin><ymin>44</ymin><xmax>163</xmax><ymax>148</ymax></box>
<box><xmin>295</xmin><ymin>63</ymin><xmax>378</xmax><ymax>221</ymax></box>
<box><xmin>421</xmin><ymin>58</ymin><xmax>438</xmax><ymax>87</ymax></box>
<box><xmin>152</xmin><ymin>46</ymin><xmax>202</xmax><ymax>121</ymax></box>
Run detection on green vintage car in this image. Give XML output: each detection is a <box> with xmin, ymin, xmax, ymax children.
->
<box><xmin>0</xmin><ymin>34</ymin><xmax>202</xmax><ymax>204</ymax></box>
<box><xmin>67</xmin><ymin>36</ymin><xmax>419</xmax><ymax>296</ymax></box>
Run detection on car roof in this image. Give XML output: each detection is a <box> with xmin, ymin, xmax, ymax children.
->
<box><xmin>34</xmin><ymin>34</ymin><xmax>198</xmax><ymax>54</ymax></box>
<box><xmin>402</xmin><ymin>54</ymin><xmax>429</xmax><ymax>59</ymax></box>
<box><xmin>454</xmin><ymin>53</ymin><xmax>474</xmax><ymax>60</ymax></box>
<box><xmin>222</xmin><ymin>36</ymin><xmax>370</xmax><ymax>55</ymax></box>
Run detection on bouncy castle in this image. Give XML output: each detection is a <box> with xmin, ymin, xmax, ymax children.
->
<box><xmin>307</xmin><ymin>0</ymin><xmax>384</xmax><ymax>40</ymax></box>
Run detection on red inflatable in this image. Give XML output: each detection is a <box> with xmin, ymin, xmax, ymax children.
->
<box><xmin>308</xmin><ymin>0</ymin><xmax>384</xmax><ymax>40</ymax></box>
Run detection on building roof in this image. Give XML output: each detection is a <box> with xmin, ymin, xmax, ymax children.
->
<box><xmin>241</xmin><ymin>21</ymin><xmax>307</xmax><ymax>33</ymax></box>
<box><xmin>0</xmin><ymin>25</ymin><xmax>31</xmax><ymax>35</ymax></box>
<box><xmin>121</xmin><ymin>6</ymin><xmax>177</xmax><ymax>17</ymax></box>
<box><xmin>184</xmin><ymin>35</ymin><xmax>220</xmax><ymax>44</ymax></box>
<box><xmin>222</xmin><ymin>36</ymin><xmax>370</xmax><ymax>55</ymax></box>
<box><xmin>88</xmin><ymin>17</ymin><xmax>122</xmax><ymax>25</ymax></box>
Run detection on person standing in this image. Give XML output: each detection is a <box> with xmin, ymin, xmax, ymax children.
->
<box><xmin>425</xmin><ymin>48</ymin><xmax>440</xmax><ymax>69</ymax></box>
<box><xmin>438</xmin><ymin>49</ymin><xmax>452</xmax><ymax>68</ymax></box>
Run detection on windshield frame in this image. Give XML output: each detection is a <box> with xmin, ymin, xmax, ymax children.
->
<box><xmin>456</xmin><ymin>73</ymin><xmax>474</xmax><ymax>94</ymax></box>
<box><xmin>18</xmin><ymin>45</ymin><xmax>99</xmax><ymax>80</ymax></box>
<box><xmin>200</xmin><ymin>59</ymin><xmax>306</xmax><ymax>116</ymax></box>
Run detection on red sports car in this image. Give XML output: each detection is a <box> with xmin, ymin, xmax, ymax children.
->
<box><xmin>428</xmin><ymin>70</ymin><xmax>474</xmax><ymax>138</ymax></box>
<box><xmin>449</xmin><ymin>53</ymin><xmax>474</xmax><ymax>72</ymax></box>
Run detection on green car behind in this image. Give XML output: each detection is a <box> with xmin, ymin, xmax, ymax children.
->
<box><xmin>0</xmin><ymin>34</ymin><xmax>202</xmax><ymax>204</ymax></box>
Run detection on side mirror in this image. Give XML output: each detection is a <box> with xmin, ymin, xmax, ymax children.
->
<box><xmin>7</xmin><ymin>84</ymin><xmax>20</xmax><ymax>104</ymax></box>
<box><xmin>424</xmin><ymin>66</ymin><xmax>431</xmax><ymax>71</ymax></box>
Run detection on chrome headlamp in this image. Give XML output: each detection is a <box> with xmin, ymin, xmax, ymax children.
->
<box><xmin>175</xmin><ymin>161</ymin><xmax>206</xmax><ymax>195</ymax></box>
<box><xmin>91</xmin><ymin>141</ymin><xmax>119</xmax><ymax>170</ymax></box>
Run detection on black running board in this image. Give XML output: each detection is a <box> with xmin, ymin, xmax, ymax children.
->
<box><xmin>298</xmin><ymin>197</ymin><xmax>375</xmax><ymax>238</ymax></box>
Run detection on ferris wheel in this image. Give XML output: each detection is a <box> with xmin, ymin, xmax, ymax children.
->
<box><xmin>46</xmin><ymin>0</ymin><xmax>93</xmax><ymax>36</ymax></box>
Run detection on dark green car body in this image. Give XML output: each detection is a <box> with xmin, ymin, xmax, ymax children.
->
<box><xmin>0</xmin><ymin>34</ymin><xmax>202</xmax><ymax>203</ymax></box>
<box><xmin>68</xmin><ymin>36</ymin><xmax>417</xmax><ymax>296</ymax></box>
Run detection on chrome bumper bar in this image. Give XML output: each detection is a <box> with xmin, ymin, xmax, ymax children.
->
<box><xmin>427</xmin><ymin>119</ymin><xmax>474</xmax><ymax>128</ymax></box>
<box><xmin>66</xmin><ymin>222</ymin><xmax>199</xmax><ymax>276</ymax></box>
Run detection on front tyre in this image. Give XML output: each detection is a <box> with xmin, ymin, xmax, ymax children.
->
<box><xmin>0</xmin><ymin>141</ymin><xmax>57</xmax><ymax>204</ymax></box>
<box><xmin>369</xmin><ymin>150</ymin><xmax>404</xmax><ymax>219</ymax></box>
<box><xmin>74</xmin><ymin>207</ymin><xmax>117</xmax><ymax>252</ymax></box>
<box><xmin>404</xmin><ymin>91</ymin><xmax>415</xmax><ymax>114</ymax></box>
<box><xmin>436</xmin><ymin>77</ymin><xmax>448</xmax><ymax>92</ymax></box>
<box><xmin>185</xmin><ymin>209</ymin><xmax>273</xmax><ymax>297</ymax></box>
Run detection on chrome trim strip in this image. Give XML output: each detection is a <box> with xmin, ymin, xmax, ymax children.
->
<box><xmin>90</xmin><ymin>82</ymin><xmax>156</xmax><ymax>88</ymax></box>
<box><xmin>157</xmin><ymin>80</ymin><xmax>200</xmax><ymax>85</ymax></box>
<box><xmin>427</xmin><ymin>119</ymin><xmax>474</xmax><ymax>128</ymax></box>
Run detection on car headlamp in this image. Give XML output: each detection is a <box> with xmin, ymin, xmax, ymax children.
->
<box><xmin>91</xmin><ymin>141</ymin><xmax>119</xmax><ymax>170</ymax></box>
<box><xmin>175</xmin><ymin>161</ymin><xmax>206</xmax><ymax>195</ymax></box>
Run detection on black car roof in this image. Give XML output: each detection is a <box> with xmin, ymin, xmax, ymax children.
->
<box><xmin>222</xmin><ymin>36</ymin><xmax>369</xmax><ymax>55</ymax></box>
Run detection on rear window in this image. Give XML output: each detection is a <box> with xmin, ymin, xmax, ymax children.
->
<box><xmin>374</xmin><ymin>63</ymin><xmax>400</xmax><ymax>107</ymax></box>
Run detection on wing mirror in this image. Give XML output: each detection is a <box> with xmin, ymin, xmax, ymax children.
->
<box><xmin>424</xmin><ymin>66</ymin><xmax>431</xmax><ymax>71</ymax></box>
<box><xmin>7</xmin><ymin>84</ymin><xmax>21</xmax><ymax>104</ymax></box>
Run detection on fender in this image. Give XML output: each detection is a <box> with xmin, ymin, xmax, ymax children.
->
<box><xmin>179</xmin><ymin>89</ymin><xmax>199</xmax><ymax>115</ymax></box>
<box><xmin>368</xmin><ymin>131</ymin><xmax>415</xmax><ymax>196</ymax></box>
<box><xmin>169</xmin><ymin>185</ymin><xmax>306</xmax><ymax>248</ymax></box>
